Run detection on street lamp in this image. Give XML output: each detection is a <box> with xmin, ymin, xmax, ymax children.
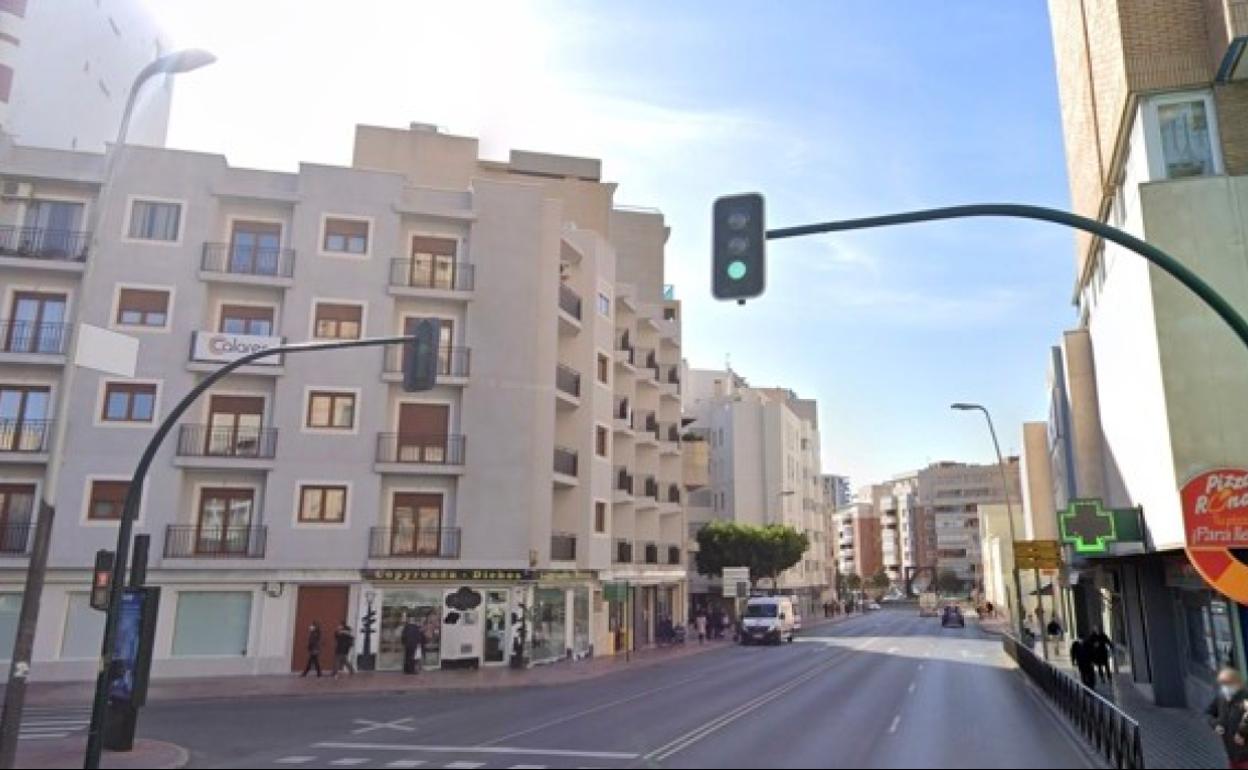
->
<box><xmin>951</xmin><ymin>403</ymin><xmax>1026</xmax><ymax>643</ymax></box>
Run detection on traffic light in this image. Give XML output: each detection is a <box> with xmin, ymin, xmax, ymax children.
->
<box><xmin>90</xmin><ymin>549</ymin><xmax>115</xmax><ymax>611</ymax></box>
<box><xmin>402</xmin><ymin>318</ymin><xmax>440</xmax><ymax>392</ymax></box>
<box><xmin>712</xmin><ymin>193</ymin><xmax>766</xmax><ymax>302</ymax></box>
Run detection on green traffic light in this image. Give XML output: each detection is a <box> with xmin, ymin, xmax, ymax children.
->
<box><xmin>727</xmin><ymin>260</ymin><xmax>747</xmax><ymax>280</ymax></box>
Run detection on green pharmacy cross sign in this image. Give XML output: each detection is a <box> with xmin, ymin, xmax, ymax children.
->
<box><xmin>1059</xmin><ymin>498</ymin><xmax>1119</xmax><ymax>554</ymax></box>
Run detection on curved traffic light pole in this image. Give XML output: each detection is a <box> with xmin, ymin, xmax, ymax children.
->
<box><xmin>85</xmin><ymin>334</ymin><xmax>413</xmax><ymax>769</ymax></box>
<box><xmin>765</xmin><ymin>203</ymin><xmax>1248</xmax><ymax>352</ymax></box>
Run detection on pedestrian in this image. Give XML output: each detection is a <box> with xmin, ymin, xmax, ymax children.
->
<box><xmin>1070</xmin><ymin>636</ymin><xmax>1097</xmax><ymax>689</ymax></box>
<box><xmin>1088</xmin><ymin>626</ymin><xmax>1113</xmax><ymax>683</ymax></box>
<box><xmin>1047</xmin><ymin>617</ymin><xmax>1063</xmax><ymax>642</ymax></box>
<box><xmin>301</xmin><ymin>620</ymin><xmax>323</xmax><ymax>678</ymax></box>
<box><xmin>1207</xmin><ymin>667</ymin><xmax>1248</xmax><ymax>769</ymax></box>
<box><xmin>400</xmin><ymin>615</ymin><xmax>423</xmax><ymax>675</ymax></box>
<box><xmin>694</xmin><ymin>611</ymin><xmax>707</xmax><ymax>644</ymax></box>
<box><xmin>332</xmin><ymin>621</ymin><xmax>356</xmax><ymax>678</ymax></box>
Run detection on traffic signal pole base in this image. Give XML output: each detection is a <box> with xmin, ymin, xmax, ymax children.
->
<box><xmin>356</xmin><ymin>653</ymin><xmax>376</xmax><ymax>672</ymax></box>
<box><xmin>102</xmin><ymin>701</ymin><xmax>137</xmax><ymax>752</ymax></box>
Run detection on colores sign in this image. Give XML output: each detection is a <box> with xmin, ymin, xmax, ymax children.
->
<box><xmin>192</xmin><ymin>331</ymin><xmax>281</xmax><ymax>365</ymax></box>
<box><xmin>1181</xmin><ymin>467</ymin><xmax>1248</xmax><ymax>603</ymax></box>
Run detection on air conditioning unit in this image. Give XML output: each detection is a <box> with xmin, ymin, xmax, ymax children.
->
<box><xmin>1</xmin><ymin>181</ymin><xmax>32</xmax><ymax>199</ymax></box>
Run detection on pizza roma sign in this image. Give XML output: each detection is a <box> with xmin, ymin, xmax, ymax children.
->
<box><xmin>1182</xmin><ymin>467</ymin><xmax>1248</xmax><ymax>603</ymax></box>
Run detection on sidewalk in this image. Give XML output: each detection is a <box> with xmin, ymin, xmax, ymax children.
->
<box><xmin>20</xmin><ymin>738</ymin><xmax>187</xmax><ymax>770</ymax></box>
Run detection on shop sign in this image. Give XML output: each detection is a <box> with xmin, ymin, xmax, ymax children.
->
<box><xmin>603</xmin><ymin>582</ymin><xmax>628</xmax><ymax>602</ymax></box>
<box><xmin>363</xmin><ymin>568</ymin><xmax>533</xmax><ymax>583</ymax></box>
<box><xmin>1182</xmin><ymin>467</ymin><xmax>1248</xmax><ymax>603</ymax></box>
<box><xmin>191</xmin><ymin>331</ymin><xmax>282</xmax><ymax>365</ymax></box>
<box><xmin>534</xmin><ymin>570</ymin><xmax>595</xmax><ymax>582</ymax></box>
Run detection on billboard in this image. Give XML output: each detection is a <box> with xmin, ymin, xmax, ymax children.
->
<box><xmin>1182</xmin><ymin>468</ymin><xmax>1248</xmax><ymax>603</ymax></box>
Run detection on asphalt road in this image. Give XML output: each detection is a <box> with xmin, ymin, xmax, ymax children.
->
<box><xmin>135</xmin><ymin>609</ymin><xmax>1096</xmax><ymax>769</ymax></box>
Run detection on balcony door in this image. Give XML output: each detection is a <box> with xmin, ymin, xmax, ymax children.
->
<box><xmin>402</xmin><ymin>316</ymin><xmax>453</xmax><ymax>375</ymax></box>
<box><xmin>397</xmin><ymin>402</ymin><xmax>449</xmax><ymax>463</ymax></box>
<box><xmin>0</xmin><ymin>385</ymin><xmax>50</xmax><ymax>451</ymax></box>
<box><xmin>7</xmin><ymin>292</ymin><xmax>66</xmax><ymax>353</ymax></box>
<box><xmin>410</xmin><ymin>236</ymin><xmax>458</xmax><ymax>289</ymax></box>
<box><xmin>0</xmin><ymin>484</ymin><xmax>34</xmax><ymax>553</ymax></box>
<box><xmin>229</xmin><ymin>221</ymin><xmax>282</xmax><ymax>276</ymax></box>
<box><xmin>391</xmin><ymin>492</ymin><xmax>443</xmax><ymax>556</ymax></box>
<box><xmin>206</xmin><ymin>395</ymin><xmax>265</xmax><ymax>457</ymax></box>
<box><xmin>197</xmin><ymin>487</ymin><xmax>254</xmax><ymax>555</ymax></box>
<box><xmin>22</xmin><ymin>200</ymin><xmax>84</xmax><ymax>257</ymax></box>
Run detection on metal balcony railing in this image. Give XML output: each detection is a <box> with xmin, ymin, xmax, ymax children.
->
<box><xmin>384</xmin><ymin>345</ymin><xmax>471</xmax><ymax>377</ymax></box>
<box><xmin>667</xmin><ymin>545</ymin><xmax>682</xmax><ymax>565</ymax></box>
<box><xmin>375</xmin><ymin>434</ymin><xmax>466</xmax><ymax>465</ymax></box>
<box><xmin>0</xmin><ymin>419</ymin><xmax>53</xmax><ymax>453</ymax></box>
<box><xmin>0</xmin><ymin>321</ymin><xmax>70</xmax><ymax>355</ymax></box>
<box><xmin>200</xmin><ymin>242</ymin><xmax>296</xmax><ymax>278</ymax></box>
<box><xmin>0</xmin><ymin>523</ymin><xmax>32</xmax><ymax>554</ymax></box>
<box><xmin>176</xmin><ymin>425</ymin><xmax>278</xmax><ymax>459</ymax></box>
<box><xmin>164</xmin><ymin>525</ymin><xmax>267</xmax><ymax>558</ymax></box>
<box><xmin>389</xmin><ymin>258</ymin><xmax>475</xmax><ymax>291</ymax></box>
<box><xmin>556</xmin><ymin>364</ymin><xmax>581</xmax><ymax>398</ymax></box>
<box><xmin>369</xmin><ymin>526</ymin><xmax>461</xmax><ymax>558</ymax></box>
<box><xmin>614</xmin><ymin>539</ymin><xmax>633</xmax><ymax>563</ymax></box>
<box><xmin>554</xmin><ymin>446</ymin><xmax>579</xmax><ymax>477</ymax></box>
<box><xmin>551</xmin><ymin>532</ymin><xmax>577</xmax><ymax>561</ymax></box>
<box><xmin>0</xmin><ymin>226</ymin><xmax>88</xmax><ymax>262</ymax></box>
<box><xmin>558</xmin><ymin>283</ymin><xmax>582</xmax><ymax>320</ymax></box>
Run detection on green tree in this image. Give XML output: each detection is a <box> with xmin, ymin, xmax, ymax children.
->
<box><xmin>935</xmin><ymin>569</ymin><xmax>964</xmax><ymax>596</ymax></box>
<box><xmin>868</xmin><ymin>569</ymin><xmax>891</xmax><ymax>591</ymax></box>
<box><xmin>844</xmin><ymin>573</ymin><xmax>863</xmax><ymax>591</ymax></box>
<box><xmin>695</xmin><ymin>521</ymin><xmax>810</xmax><ymax>588</ymax></box>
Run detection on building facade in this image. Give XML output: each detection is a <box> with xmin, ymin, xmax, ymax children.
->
<box><xmin>916</xmin><ymin>461</ymin><xmax>1022</xmax><ymax>589</ymax></box>
<box><xmin>835</xmin><ymin>502</ymin><xmax>882</xmax><ymax>584</ymax></box>
<box><xmin>0</xmin><ymin>121</ymin><xmax>686</xmax><ymax>681</ymax></box>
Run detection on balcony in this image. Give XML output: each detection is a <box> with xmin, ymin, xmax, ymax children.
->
<box><xmin>614</xmin><ymin>539</ymin><xmax>633</xmax><ymax>564</ymax></box>
<box><xmin>0</xmin><ymin>419</ymin><xmax>52</xmax><ymax>461</ymax></box>
<box><xmin>637</xmin><ymin>476</ymin><xmax>657</xmax><ymax>508</ymax></box>
<box><xmin>374</xmin><ymin>434</ymin><xmax>467</xmax><ymax>475</ymax></box>
<box><xmin>0</xmin><ymin>321</ymin><xmax>70</xmax><ymax>364</ymax></box>
<box><xmin>175</xmin><ymin>425</ymin><xmax>278</xmax><ymax>467</ymax></box>
<box><xmin>383</xmin><ymin>345</ymin><xmax>471</xmax><ymax>385</ymax></box>
<box><xmin>163</xmin><ymin>525</ymin><xmax>267</xmax><ymax>559</ymax></box>
<box><xmin>660</xmin><ymin>424</ymin><xmax>680</xmax><ymax>454</ymax></box>
<box><xmin>558</xmin><ymin>283</ymin><xmax>582</xmax><ymax>333</ymax></box>
<box><xmin>369</xmin><ymin>527</ymin><xmax>461</xmax><ymax>559</ymax></box>
<box><xmin>200</xmin><ymin>242</ymin><xmax>296</xmax><ymax>287</ymax></box>
<box><xmin>556</xmin><ymin>364</ymin><xmax>581</xmax><ymax>406</ymax></box>
<box><xmin>0</xmin><ymin>226</ymin><xmax>88</xmax><ymax>268</ymax></box>
<box><xmin>551</xmin><ymin>532</ymin><xmax>577</xmax><ymax>562</ymax></box>
<box><xmin>554</xmin><ymin>445</ymin><xmax>579</xmax><ymax>485</ymax></box>
<box><xmin>642</xmin><ymin>542</ymin><xmax>659</xmax><ymax>564</ymax></box>
<box><xmin>667</xmin><ymin>545</ymin><xmax>682</xmax><ymax>565</ymax></box>
<box><xmin>659</xmin><ymin>365</ymin><xmax>681</xmax><ymax>398</ymax></box>
<box><xmin>615</xmin><ymin>467</ymin><xmax>634</xmax><ymax>501</ymax></box>
<box><xmin>636</xmin><ymin>349</ymin><xmax>659</xmax><ymax>383</ymax></box>
<box><xmin>0</xmin><ymin>523</ymin><xmax>32</xmax><ymax>555</ymax></box>
<box><xmin>388</xmin><ymin>258</ymin><xmax>475</xmax><ymax>298</ymax></box>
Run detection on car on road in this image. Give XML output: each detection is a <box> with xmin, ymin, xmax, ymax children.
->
<box><xmin>941</xmin><ymin>606</ymin><xmax>965</xmax><ymax>628</ymax></box>
<box><xmin>740</xmin><ymin>596</ymin><xmax>796</xmax><ymax>645</ymax></box>
<box><xmin>866</xmin><ymin>602</ymin><xmax>882</xmax><ymax>611</ymax></box>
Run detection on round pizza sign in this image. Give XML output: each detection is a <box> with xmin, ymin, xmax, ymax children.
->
<box><xmin>1182</xmin><ymin>467</ymin><xmax>1248</xmax><ymax>603</ymax></box>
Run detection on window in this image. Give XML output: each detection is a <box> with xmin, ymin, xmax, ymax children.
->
<box><xmin>87</xmin><ymin>480</ymin><xmax>128</xmax><ymax>521</ymax></box>
<box><xmin>6</xmin><ymin>292</ymin><xmax>67</xmax><ymax>352</ymax></box>
<box><xmin>323</xmin><ymin>217</ymin><xmax>369</xmax><ymax>255</ymax></box>
<box><xmin>307</xmin><ymin>391</ymin><xmax>356</xmax><ymax>429</ymax></box>
<box><xmin>663</xmin><ymin>307</ymin><xmax>677</xmax><ymax>321</ymax></box>
<box><xmin>228</xmin><ymin>220</ymin><xmax>282</xmax><ymax>275</ymax></box>
<box><xmin>115</xmin><ymin>288</ymin><xmax>169</xmax><ymax>328</ymax></box>
<box><xmin>594</xmin><ymin>501</ymin><xmax>607</xmax><ymax>533</ymax></box>
<box><xmin>596</xmin><ymin>425</ymin><xmax>609</xmax><ymax>457</ymax></box>
<box><xmin>172</xmin><ymin>592</ymin><xmax>252</xmax><ymax>657</ymax></box>
<box><xmin>101</xmin><ymin>382</ymin><xmax>156</xmax><ymax>423</ymax></box>
<box><xmin>597</xmin><ymin>292</ymin><xmax>610</xmax><ymax>317</ymax></box>
<box><xmin>1156</xmin><ymin>98</ymin><xmax>1216</xmax><ymax>179</ymax></box>
<box><xmin>298</xmin><ymin>484</ymin><xmax>347</xmax><ymax>523</ymax></box>
<box><xmin>410</xmin><ymin>236</ymin><xmax>458</xmax><ymax>289</ymax></box>
<box><xmin>597</xmin><ymin>353</ymin><xmax>610</xmax><ymax>385</ymax></box>
<box><xmin>60</xmin><ymin>593</ymin><xmax>105</xmax><ymax>659</ymax></box>
<box><xmin>220</xmin><ymin>305</ymin><xmax>274</xmax><ymax>337</ymax></box>
<box><xmin>313</xmin><ymin>303</ymin><xmax>362</xmax><ymax>340</ymax></box>
<box><xmin>127</xmin><ymin>199</ymin><xmax>181</xmax><ymax>242</ymax></box>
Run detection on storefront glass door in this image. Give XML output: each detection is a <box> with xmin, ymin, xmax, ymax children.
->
<box><xmin>483</xmin><ymin>589</ymin><xmax>509</xmax><ymax>665</ymax></box>
<box><xmin>379</xmin><ymin>589</ymin><xmax>443</xmax><ymax>670</ymax></box>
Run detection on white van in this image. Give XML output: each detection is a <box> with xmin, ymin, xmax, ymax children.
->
<box><xmin>740</xmin><ymin>596</ymin><xmax>796</xmax><ymax>645</ymax></box>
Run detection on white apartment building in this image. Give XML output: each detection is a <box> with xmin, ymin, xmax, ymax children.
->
<box><xmin>917</xmin><ymin>461</ymin><xmax>1021</xmax><ymax>587</ymax></box>
<box><xmin>0</xmin><ymin>0</ymin><xmax>172</xmax><ymax>151</ymax></box>
<box><xmin>0</xmin><ymin>121</ymin><xmax>686</xmax><ymax>681</ymax></box>
<box><xmin>683</xmin><ymin>368</ymin><xmax>828</xmax><ymax>619</ymax></box>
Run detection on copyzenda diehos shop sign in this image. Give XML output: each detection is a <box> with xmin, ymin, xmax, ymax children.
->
<box><xmin>1182</xmin><ymin>467</ymin><xmax>1248</xmax><ymax>603</ymax></box>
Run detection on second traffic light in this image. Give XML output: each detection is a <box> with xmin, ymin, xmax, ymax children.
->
<box><xmin>712</xmin><ymin>193</ymin><xmax>766</xmax><ymax>302</ymax></box>
<box><xmin>402</xmin><ymin>318</ymin><xmax>441</xmax><ymax>392</ymax></box>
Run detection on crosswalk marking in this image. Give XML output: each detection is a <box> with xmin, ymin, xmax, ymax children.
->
<box><xmin>385</xmin><ymin>762</ymin><xmax>427</xmax><ymax>768</ymax></box>
<box><xmin>275</xmin><ymin>758</ymin><xmax>315</xmax><ymax>765</ymax></box>
<box><xmin>329</xmin><ymin>760</ymin><xmax>369</xmax><ymax>767</ymax></box>
<box><xmin>18</xmin><ymin>708</ymin><xmax>91</xmax><ymax>741</ymax></box>
<box><xmin>508</xmin><ymin>765</ymin><xmax>548</xmax><ymax>769</ymax></box>
<box><xmin>443</xmin><ymin>763</ymin><xmax>485</xmax><ymax>769</ymax></box>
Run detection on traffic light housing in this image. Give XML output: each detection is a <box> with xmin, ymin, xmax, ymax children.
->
<box><xmin>402</xmin><ymin>318</ymin><xmax>440</xmax><ymax>392</ymax></box>
<box><xmin>90</xmin><ymin>549</ymin><xmax>115</xmax><ymax>611</ymax></box>
<box><xmin>712</xmin><ymin>193</ymin><xmax>766</xmax><ymax>302</ymax></box>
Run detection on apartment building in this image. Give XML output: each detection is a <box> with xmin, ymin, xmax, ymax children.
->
<box><xmin>0</xmin><ymin>0</ymin><xmax>173</xmax><ymax>151</ymax></box>
<box><xmin>0</xmin><ymin>121</ymin><xmax>686</xmax><ymax>681</ymax></box>
<box><xmin>1039</xmin><ymin>0</ymin><xmax>1248</xmax><ymax>710</ymax></box>
<box><xmin>683</xmin><ymin>368</ymin><xmax>829</xmax><ymax>619</ymax></box>
<box><xmin>835</xmin><ymin>502</ymin><xmax>881</xmax><ymax>581</ymax></box>
<box><xmin>916</xmin><ymin>460</ymin><xmax>1021</xmax><ymax>588</ymax></box>
<box><xmin>821</xmin><ymin>474</ymin><xmax>851</xmax><ymax>510</ymax></box>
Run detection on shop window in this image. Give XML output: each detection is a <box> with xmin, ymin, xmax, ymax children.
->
<box><xmin>531</xmin><ymin>588</ymin><xmax>567</xmax><ymax>663</ymax></box>
<box><xmin>172</xmin><ymin>591</ymin><xmax>252</xmax><ymax>657</ymax></box>
<box><xmin>60</xmin><ymin>593</ymin><xmax>105</xmax><ymax>659</ymax></box>
<box><xmin>0</xmin><ymin>594</ymin><xmax>17</xmax><ymax>660</ymax></box>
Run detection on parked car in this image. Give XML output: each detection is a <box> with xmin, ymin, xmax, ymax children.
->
<box><xmin>740</xmin><ymin>596</ymin><xmax>797</xmax><ymax>645</ymax></box>
<box><xmin>866</xmin><ymin>602</ymin><xmax>882</xmax><ymax>612</ymax></box>
<box><xmin>941</xmin><ymin>605</ymin><xmax>965</xmax><ymax>628</ymax></box>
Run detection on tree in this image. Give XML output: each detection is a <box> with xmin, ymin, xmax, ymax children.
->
<box><xmin>868</xmin><ymin>569</ymin><xmax>891</xmax><ymax>591</ymax></box>
<box><xmin>935</xmin><ymin>569</ymin><xmax>964</xmax><ymax>596</ymax></box>
<box><xmin>695</xmin><ymin>521</ymin><xmax>810</xmax><ymax>589</ymax></box>
<box><xmin>844</xmin><ymin>573</ymin><xmax>863</xmax><ymax>592</ymax></box>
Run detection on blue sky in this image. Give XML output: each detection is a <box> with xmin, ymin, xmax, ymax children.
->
<box><xmin>149</xmin><ymin>1</ymin><xmax>1075</xmax><ymax>486</ymax></box>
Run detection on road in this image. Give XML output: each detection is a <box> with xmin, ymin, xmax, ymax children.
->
<box><xmin>134</xmin><ymin>609</ymin><xmax>1094</xmax><ymax>769</ymax></box>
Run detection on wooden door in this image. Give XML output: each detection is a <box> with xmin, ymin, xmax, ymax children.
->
<box><xmin>290</xmin><ymin>585</ymin><xmax>349</xmax><ymax>672</ymax></box>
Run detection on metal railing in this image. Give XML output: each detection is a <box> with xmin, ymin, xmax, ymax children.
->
<box><xmin>643</xmin><ymin>542</ymin><xmax>659</xmax><ymax>564</ymax></box>
<box><xmin>0</xmin><ymin>419</ymin><xmax>53</xmax><ymax>453</ymax></box>
<box><xmin>614</xmin><ymin>539</ymin><xmax>633</xmax><ymax>563</ymax></box>
<box><xmin>0</xmin><ymin>321</ymin><xmax>71</xmax><ymax>355</ymax></box>
<box><xmin>556</xmin><ymin>364</ymin><xmax>581</xmax><ymax>398</ymax></box>
<box><xmin>375</xmin><ymin>433</ymin><xmax>467</xmax><ymax>465</ymax></box>
<box><xmin>164</xmin><ymin>525</ymin><xmax>267</xmax><ymax>558</ymax></box>
<box><xmin>369</xmin><ymin>526</ymin><xmax>461</xmax><ymax>558</ymax></box>
<box><xmin>667</xmin><ymin>545</ymin><xmax>681</xmax><ymax>565</ymax></box>
<box><xmin>551</xmin><ymin>532</ymin><xmax>577</xmax><ymax>561</ymax></box>
<box><xmin>0</xmin><ymin>226</ymin><xmax>89</xmax><ymax>262</ymax></box>
<box><xmin>384</xmin><ymin>345</ymin><xmax>471</xmax><ymax>377</ymax></box>
<box><xmin>554</xmin><ymin>446</ymin><xmax>579</xmax><ymax>477</ymax></box>
<box><xmin>0</xmin><ymin>523</ymin><xmax>32</xmax><ymax>554</ymax></box>
<box><xmin>201</xmin><ymin>242</ymin><xmax>296</xmax><ymax>278</ymax></box>
<box><xmin>559</xmin><ymin>283</ymin><xmax>582</xmax><ymax>320</ymax></box>
<box><xmin>176</xmin><ymin>425</ymin><xmax>278</xmax><ymax>459</ymax></box>
<box><xmin>1002</xmin><ymin>635</ymin><xmax>1144</xmax><ymax>769</ymax></box>
<box><xmin>615</xmin><ymin>467</ymin><xmax>634</xmax><ymax>494</ymax></box>
<box><xmin>389</xmin><ymin>258</ymin><xmax>475</xmax><ymax>291</ymax></box>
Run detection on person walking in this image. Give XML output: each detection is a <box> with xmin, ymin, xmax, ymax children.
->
<box><xmin>1070</xmin><ymin>636</ymin><xmax>1097</xmax><ymax>689</ymax></box>
<box><xmin>400</xmin><ymin>615</ymin><xmax>424</xmax><ymax>675</ymax></box>
<box><xmin>301</xmin><ymin>621</ymin><xmax>323</xmax><ymax>678</ymax></box>
<box><xmin>1088</xmin><ymin>626</ymin><xmax>1113</xmax><ymax>683</ymax></box>
<box><xmin>694</xmin><ymin>611</ymin><xmax>708</xmax><ymax>644</ymax></box>
<box><xmin>1207</xmin><ymin>668</ymin><xmax>1248</xmax><ymax>769</ymax></box>
<box><xmin>332</xmin><ymin>621</ymin><xmax>356</xmax><ymax>678</ymax></box>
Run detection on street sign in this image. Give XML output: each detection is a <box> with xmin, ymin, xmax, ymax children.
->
<box><xmin>722</xmin><ymin>567</ymin><xmax>749</xmax><ymax>598</ymax></box>
<box><xmin>1013</xmin><ymin>540</ymin><xmax>1061</xmax><ymax>570</ymax></box>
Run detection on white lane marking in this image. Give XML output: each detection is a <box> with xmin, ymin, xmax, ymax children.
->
<box><xmin>888</xmin><ymin>715</ymin><xmax>901</xmax><ymax>734</ymax></box>
<box><xmin>21</xmin><ymin>719</ymin><xmax>89</xmax><ymax>726</ymax></box>
<box><xmin>887</xmin><ymin>646</ymin><xmax>900</xmax><ymax>654</ymax></box>
<box><xmin>444</xmin><ymin>763</ymin><xmax>484</xmax><ymax>769</ymax></box>
<box><xmin>353</xmin><ymin>717</ymin><xmax>416</xmax><ymax>734</ymax></box>
<box><xmin>508</xmin><ymin>766</ymin><xmax>546</xmax><ymax>769</ymax></box>
<box><xmin>329</xmin><ymin>760</ymin><xmax>368</xmax><ymax>767</ymax></box>
<box><xmin>314</xmin><ymin>743</ymin><xmax>638</xmax><ymax>761</ymax></box>
<box><xmin>274</xmin><ymin>758</ymin><xmax>315</xmax><ymax>765</ymax></box>
<box><xmin>385</xmin><ymin>762</ymin><xmax>426</xmax><ymax>769</ymax></box>
<box><xmin>907</xmin><ymin>681</ymin><xmax>917</xmax><ymax>694</ymax></box>
<box><xmin>18</xmin><ymin>732</ymin><xmax>69</xmax><ymax>740</ymax></box>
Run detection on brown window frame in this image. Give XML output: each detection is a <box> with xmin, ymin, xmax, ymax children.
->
<box><xmin>298</xmin><ymin>484</ymin><xmax>347</xmax><ymax>524</ymax></box>
<box><xmin>101</xmin><ymin>382</ymin><xmax>157</xmax><ymax>423</ymax></box>
<box><xmin>594</xmin><ymin>500</ymin><xmax>607</xmax><ymax>534</ymax></box>
<box><xmin>306</xmin><ymin>390</ymin><xmax>357</xmax><ymax>430</ymax></box>
<box><xmin>115</xmin><ymin>288</ymin><xmax>170</xmax><ymax>328</ymax></box>
<box><xmin>595</xmin><ymin>425</ymin><xmax>609</xmax><ymax>458</ymax></box>
<box><xmin>596</xmin><ymin>353</ymin><xmax>610</xmax><ymax>385</ymax></box>
<box><xmin>87</xmin><ymin>480</ymin><xmax>129</xmax><ymax>521</ymax></box>
<box><xmin>219</xmin><ymin>304</ymin><xmax>275</xmax><ymax>337</ymax></box>
<box><xmin>312</xmin><ymin>302</ymin><xmax>363</xmax><ymax>340</ymax></box>
<box><xmin>323</xmin><ymin>217</ymin><xmax>369</xmax><ymax>255</ymax></box>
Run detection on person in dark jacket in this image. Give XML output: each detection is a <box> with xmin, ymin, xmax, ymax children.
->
<box><xmin>301</xmin><ymin>621</ymin><xmax>323</xmax><ymax>678</ymax></box>
<box><xmin>1088</xmin><ymin>627</ymin><xmax>1113</xmax><ymax>683</ymax></box>
<box><xmin>1207</xmin><ymin>668</ymin><xmax>1248</xmax><ymax>769</ymax></box>
<box><xmin>332</xmin><ymin>622</ymin><xmax>355</xmax><ymax>678</ymax></box>
<box><xmin>400</xmin><ymin>616</ymin><xmax>424</xmax><ymax>675</ymax></box>
<box><xmin>1070</xmin><ymin>636</ymin><xmax>1097</xmax><ymax>689</ymax></box>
